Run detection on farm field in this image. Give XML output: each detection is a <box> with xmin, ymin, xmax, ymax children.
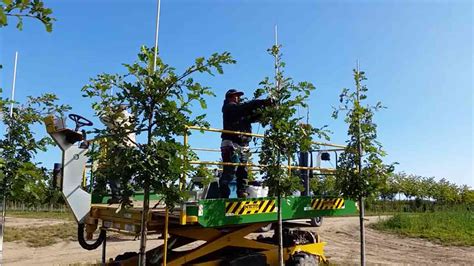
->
<box><xmin>3</xmin><ymin>215</ymin><xmax>473</xmax><ymax>265</ymax></box>
<box><xmin>372</xmin><ymin>210</ymin><xmax>474</xmax><ymax>246</ymax></box>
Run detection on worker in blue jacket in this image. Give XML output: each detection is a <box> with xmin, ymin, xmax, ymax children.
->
<box><xmin>220</xmin><ymin>89</ymin><xmax>273</xmax><ymax>198</ymax></box>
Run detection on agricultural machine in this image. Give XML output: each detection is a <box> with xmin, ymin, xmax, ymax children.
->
<box><xmin>45</xmin><ymin>113</ymin><xmax>357</xmax><ymax>265</ymax></box>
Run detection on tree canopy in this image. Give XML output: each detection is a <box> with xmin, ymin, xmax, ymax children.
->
<box><xmin>0</xmin><ymin>92</ymin><xmax>70</xmax><ymax>204</ymax></box>
<box><xmin>255</xmin><ymin>45</ymin><xmax>329</xmax><ymax>197</ymax></box>
<box><xmin>82</xmin><ymin>46</ymin><xmax>235</xmax><ymax>208</ymax></box>
<box><xmin>333</xmin><ymin>68</ymin><xmax>394</xmax><ymax>200</ymax></box>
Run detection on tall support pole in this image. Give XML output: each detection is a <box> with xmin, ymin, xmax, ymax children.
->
<box><xmin>274</xmin><ymin>25</ymin><xmax>284</xmax><ymax>266</ymax></box>
<box><xmin>153</xmin><ymin>0</ymin><xmax>161</xmax><ymax>72</ymax></box>
<box><xmin>274</xmin><ymin>25</ymin><xmax>279</xmax><ymax>90</ymax></box>
<box><xmin>9</xmin><ymin>52</ymin><xmax>19</xmax><ymax>117</ymax></box>
<box><xmin>1</xmin><ymin>51</ymin><xmax>19</xmax><ymax>265</ymax></box>
<box><xmin>138</xmin><ymin>1</ymin><xmax>161</xmax><ymax>265</ymax></box>
<box><xmin>356</xmin><ymin>60</ymin><xmax>366</xmax><ymax>266</ymax></box>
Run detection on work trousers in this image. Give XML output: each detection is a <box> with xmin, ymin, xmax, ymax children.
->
<box><xmin>219</xmin><ymin>140</ymin><xmax>249</xmax><ymax>198</ymax></box>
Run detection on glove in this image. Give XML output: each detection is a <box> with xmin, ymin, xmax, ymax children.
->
<box><xmin>264</xmin><ymin>98</ymin><xmax>275</xmax><ymax>106</ymax></box>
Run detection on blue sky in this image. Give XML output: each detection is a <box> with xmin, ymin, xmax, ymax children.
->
<box><xmin>1</xmin><ymin>0</ymin><xmax>472</xmax><ymax>186</ymax></box>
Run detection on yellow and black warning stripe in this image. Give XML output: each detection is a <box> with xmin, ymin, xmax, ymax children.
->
<box><xmin>225</xmin><ymin>200</ymin><xmax>277</xmax><ymax>216</ymax></box>
<box><xmin>310</xmin><ymin>198</ymin><xmax>345</xmax><ymax>210</ymax></box>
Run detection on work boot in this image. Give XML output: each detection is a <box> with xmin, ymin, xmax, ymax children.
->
<box><xmin>237</xmin><ymin>191</ymin><xmax>248</xmax><ymax>198</ymax></box>
<box><xmin>107</xmin><ymin>197</ymin><xmax>120</xmax><ymax>204</ymax></box>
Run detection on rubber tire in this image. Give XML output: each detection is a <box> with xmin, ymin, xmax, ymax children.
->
<box><xmin>260</xmin><ymin>223</ymin><xmax>273</xmax><ymax>232</ymax></box>
<box><xmin>310</xmin><ymin>216</ymin><xmax>323</xmax><ymax>227</ymax></box>
<box><xmin>77</xmin><ymin>223</ymin><xmax>106</xmax><ymax>250</ymax></box>
<box><xmin>289</xmin><ymin>252</ymin><xmax>319</xmax><ymax>266</ymax></box>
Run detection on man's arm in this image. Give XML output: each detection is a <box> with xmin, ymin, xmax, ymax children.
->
<box><xmin>225</xmin><ymin>99</ymin><xmax>271</xmax><ymax>116</ymax></box>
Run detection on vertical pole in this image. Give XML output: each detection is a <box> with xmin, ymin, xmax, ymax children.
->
<box><xmin>1</xmin><ymin>51</ymin><xmax>19</xmax><ymax>265</ymax></box>
<box><xmin>299</xmin><ymin>151</ymin><xmax>309</xmax><ymax>196</ymax></box>
<box><xmin>356</xmin><ymin>60</ymin><xmax>366</xmax><ymax>266</ymax></box>
<box><xmin>274</xmin><ymin>25</ymin><xmax>284</xmax><ymax>266</ymax></box>
<box><xmin>181</xmin><ymin>128</ymin><xmax>188</xmax><ymax>190</ymax></box>
<box><xmin>101</xmin><ymin>231</ymin><xmax>107</xmax><ymax>265</ymax></box>
<box><xmin>139</xmin><ymin>1</ymin><xmax>161</xmax><ymax>265</ymax></box>
<box><xmin>274</xmin><ymin>25</ymin><xmax>279</xmax><ymax>91</ymax></box>
<box><xmin>153</xmin><ymin>0</ymin><xmax>161</xmax><ymax>72</ymax></box>
<box><xmin>9</xmin><ymin>52</ymin><xmax>19</xmax><ymax>117</ymax></box>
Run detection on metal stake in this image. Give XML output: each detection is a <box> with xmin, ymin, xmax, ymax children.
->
<box><xmin>9</xmin><ymin>52</ymin><xmax>19</xmax><ymax>117</ymax></box>
<box><xmin>153</xmin><ymin>0</ymin><xmax>161</xmax><ymax>72</ymax></box>
<box><xmin>1</xmin><ymin>51</ymin><xmax>19</xmax><ymax>265</ymax></box>
<box><xmin>273</xmin><ymin>25</ymin><xmax>284</xmax><ymax>266</ymax></box>
<box><xmin>102</xmin><ymin>230</ymin><xmax>107</xmax><ymax>265</ymax></box>
<box><xmin>356</xmin><ymin>60</ymin><xmax>366</xmax><ymax>266</ymax></box>
<box><xmin>139</xmin><ymin>1</ymin><xmax>162</xmax><ymax>265</ymax></box>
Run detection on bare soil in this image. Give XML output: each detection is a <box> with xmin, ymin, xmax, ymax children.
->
<box><xmin>307</xmin><ymin>216</ymin><xmax>474</xmax><ymax>265</ymax></box>
<box><xmin>3</xmin><ymin>216</ymin><xmax>473</xmax><ymax>265</ymax></box>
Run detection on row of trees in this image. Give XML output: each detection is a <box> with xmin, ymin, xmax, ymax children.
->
<box><xmin>311</xmin><ymin>172</ymin><xmax>474</xmax><ymax>206</ymax></box>
<box><xmin>379</xmin><ymin>172</ymin><xmax>474</xmax><ymax>205</ymax></box>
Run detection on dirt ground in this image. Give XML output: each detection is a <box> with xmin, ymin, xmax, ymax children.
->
<box><xmin>308</xmin><ymin>216</ymin><xmax>474</xmax><ymax>265</ymax></box>
<box><xmin>3</xmin><ymin>216</ymin><xmax>474</xmax><ymax>265</ymax></box>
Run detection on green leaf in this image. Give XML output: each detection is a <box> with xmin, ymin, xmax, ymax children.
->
<box><xmin>198</xmin><ymin>99</ymin><xmax>207</xmax><ymax>109</ymax></box>
<box><xmin>16</xmin><ymin>18</ymin><xmax>23</xmax><ymax>30</ymax></box>
<box><xmin>0</xmin><ymin>9</ymin><xmax>7</xmax><ymax>25</ymax></box>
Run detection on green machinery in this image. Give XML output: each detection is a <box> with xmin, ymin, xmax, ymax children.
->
<box><xmin>45</xmin><ymin>114</ymin><xmax>357</xmax><ymax>265</ymax></box>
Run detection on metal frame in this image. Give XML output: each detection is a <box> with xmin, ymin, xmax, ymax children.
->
<box><xmin>45</xmin><ymin>120</ymin><xmax>354</xmax><ymax>265</ymax></box>
<box><xmin>181</xmin><ymin>125</ymin><xmax>346</xmax><ymax>188</ymax></box>
<box><xmin>111</xmin><ymin>222</ymin><xmax>327</xmax><ymax>265</ymax></box>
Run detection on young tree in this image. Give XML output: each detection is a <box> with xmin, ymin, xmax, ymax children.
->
<box><xmin>255</xmin><ymin>44</ymin><xmax>328</xmax><ymax>265</ymax></box>
<box><xmin>0</xmin><ymin>93</ymin><xmax>70</xmax><ymax>205</ymax></box>
<box><xmin>82</xmin><ymin>46</ymin><xmax>235</xmax><ymax>263</ymax></box>
<box><xmin>332</xmin><ymin>67</ymin><xmax>393</xmax><ymax>265</ymax></box>
<box><xmin>0</xmin><ymin>0</ymin><xmax>55</xmax><ymax>32</ymax></box>
<box><xmin>378</xmin><ymin>173</ymin><xmax>398</xmax><ymax>201</ymax></box>
<box><xmin>255</xmin><ymin>45</ymin><xmax>328</xmax><ymax>196</ymax></box>
<box><xmin>434</xmin><ymin>178</ymin><xmax>461</xmax><ymax>204</ymax></box>
<box><xmin>460</xmin><ymin>185</ymin><xmax>474</xmax><ymax>206</ymax></box>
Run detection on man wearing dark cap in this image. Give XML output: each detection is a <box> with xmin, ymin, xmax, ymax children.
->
<box><xmin>220</xmin><ymin>89</ymin><xmax>272</xmax><ymax>198</ymax></box>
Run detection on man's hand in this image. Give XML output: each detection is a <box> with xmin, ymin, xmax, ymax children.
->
<box><xmin>264</xmin><ymin>98</ymin><xmax>275</xmax><ymax>106</ymax></box>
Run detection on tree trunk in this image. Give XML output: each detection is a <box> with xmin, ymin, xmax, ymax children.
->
<box><xmin>138</xmin><ymin>185</ymin><xmax>150</xmax><ymax>266</ymax></box>
<box><xmin>277</xmin><ymin>192</ymin><xmax>283</xmax><ymax>266</ymax></box>
<box><xmin>359</xmin><ymin>196</ymin><xmax>366</xmax><ymax>266</ymax></box>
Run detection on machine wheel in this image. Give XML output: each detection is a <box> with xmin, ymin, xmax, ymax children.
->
<box><xmin>310</xmin><ymin>216</ymin><xmax>323</xmax><ymax>227</ymax></box>
<box><xmin>288</xmin><ymin>252</ymin><xmax>319</xmax><ymax>266</ymax></box>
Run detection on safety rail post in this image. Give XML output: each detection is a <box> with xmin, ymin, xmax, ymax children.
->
<box><xmin>181</xmin><ymin>127</ymin><xmax>189</xmax><ymax>191</ymax></box>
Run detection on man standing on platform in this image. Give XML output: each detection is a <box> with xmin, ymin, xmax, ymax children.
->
<box><xmin>220</xmin><ymin>89</ymin><xmax>273</xmax><ymax>198</ymax></box>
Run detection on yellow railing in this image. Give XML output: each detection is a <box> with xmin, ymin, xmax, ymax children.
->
<box><xmin>180</xmin><ymin>125</ymin><xmax>346</xmax><ymax>189</ymax></box>
<box><xmin>186</xmin><ymin>125</ymin><xmax>346</xmax><ymax>149</ymax></box>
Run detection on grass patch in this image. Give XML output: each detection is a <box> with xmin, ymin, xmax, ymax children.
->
<box><xmin>372</xmin><ymin>210</ymin><xmax>474</xmax><ymax>246</ymax></box>
<box><xmin>6</xmin><ymin>210</ymin><xmax>74</xmax><ymax>220</ymax></box>
<box><xmin>4</xmin><ymin>222</ymin><xmax>77</xmax><ymax>247</ymax></box>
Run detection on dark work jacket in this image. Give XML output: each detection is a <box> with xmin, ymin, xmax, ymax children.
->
<box><xmin>221</xmin><ymin>99</ymin><xmax>266</xmax><ymax>145</ymax></box>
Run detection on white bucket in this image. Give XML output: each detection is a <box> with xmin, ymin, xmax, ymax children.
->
<box><xmin>246</xmin><ymin>185</ymin><xmax>269</xmax><ymax>198</ymax></box>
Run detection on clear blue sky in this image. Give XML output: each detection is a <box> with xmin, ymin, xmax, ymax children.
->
<box><xmin>1</xmin><ymin>0</ymin><xmax>472</xmax><ymax>186</ymax></box>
